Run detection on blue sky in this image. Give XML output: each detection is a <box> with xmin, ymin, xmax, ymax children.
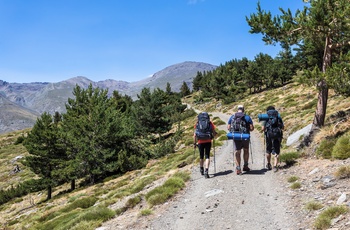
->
<box><xmin>0</xmin><ymin>0</ymin><xmax>306</xmax><ymax>83</ymax></box>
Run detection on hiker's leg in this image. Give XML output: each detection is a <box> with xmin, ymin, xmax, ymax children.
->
<box><xmin>273</xmin><ymin>139</ymin><xmax>281</xmax><ymax>166</ymax></box>
<box><xmin>198</xmin><ymin>144</ymin><xmax>205</xmax><ymax>167</ymax></box>
<box><xmin>266</xmin><ymin>153</ymin><xmax>271</xmax><ymax>164</ymax></box>
<box><xmin>204</xmin><ymin>142</ymin><xmax>211</xmax><ymax>170</ymax></box>
<box><xmin>274</xmin><ymin>154</ymin><xmax>279</xmax><ymax>167</ymax></box>
<box><xmin>235</xmin><ymin>149</ymin><xmax>241</xmax><ymax>168</ymax></box>
<box><xmin>243</xmin><ymin>140</ymin><xmax>249</xmax><ymax>165</ymax></box>
<box><xmin>266</xmin><ymin>137</ymin><xmax>272</xmax><ymax>163</ymax></box>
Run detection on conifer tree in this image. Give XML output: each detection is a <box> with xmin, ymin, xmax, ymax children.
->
<box><xmin>23</xmin><ymin>112</ymin><xmax>66</xmax><ymax>200</ymax></box>
<box><xmin>247</xmin><ymin>0</ymin><xmax>350</xmax><ymax>128</ymax></box>
<box><xmin>180</xmin><ymin>81</ymin><xmax>191</xmax><ymax>97</ymax></box>
<box><xmin>63</xmin><ymin>84</ymin><xmax>135</xmax><ymax>184</ymax></box>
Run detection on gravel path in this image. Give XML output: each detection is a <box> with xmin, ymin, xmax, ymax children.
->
<box><xmin>149</xmin><ymin>111</ymin><xmax>296</xmax><ymax>230</ymax></box>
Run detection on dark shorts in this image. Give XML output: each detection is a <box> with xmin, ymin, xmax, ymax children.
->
<box><xmin>233</xmin><ymin>139</ymin><xmax>249</xmax><ymax>150</ymax></box>
<box><xmin>198</xmin><ymin>142</ymin><xmax>211</xmax><ymax>159</ymax></box>
<box><xmin>266</xmin><ymin>137</ymin><xmax>281</xmax><ymax>155</ymax></box>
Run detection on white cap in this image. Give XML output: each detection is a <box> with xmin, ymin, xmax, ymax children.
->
<box><xmin>237</xmin><ymin>105</ymin><xmax>244</xmax><ymax>111</ymax></box>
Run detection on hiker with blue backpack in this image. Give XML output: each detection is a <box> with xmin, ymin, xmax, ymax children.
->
<box><xmin>194</xmin><ymin>112</ymin><xmax>216</xmax><ymax>178</ymax></box>
<box><xmin>260</xmin><ymin>106</ymin><xmax>284</xmax><ymax>172</ymax></box>
<box><xmin>227</xmin><ymin>105</ymin><xmax>254</xmax><ymax>175</ymax></box>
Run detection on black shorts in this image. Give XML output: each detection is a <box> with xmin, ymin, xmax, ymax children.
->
<box><xmin>198</xmin><ymin>142</ymin><xmax>211</xmax><ymax>159</ymax></box>
<box><xmin>233</xmin><ymin>139</ymin><xmax>249</xmax><ymax>150</ymax></box>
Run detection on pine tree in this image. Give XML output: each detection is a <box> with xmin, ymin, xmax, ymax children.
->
<box><xmin>63</xmin><ymin>84</ymin><xmax>135</xmax><ymax>184</ymax></box>
<box><xmin>180</xmin><ymin>81</ymin><xmax>191</xmax><ymax>97</ymax></box>
<box><xmin>247</xmin><ymin>0</ymin><xmax>350</xmax><ymax>128</ymax></box>
<box><xmin>23</xmin><ymin>112</ymin><xmax>66</xmax><ymax>200</ymax></box>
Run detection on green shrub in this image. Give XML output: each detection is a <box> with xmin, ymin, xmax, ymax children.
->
<box><xmin>14</xmin><ymin>135</ymin><xmax>25</xmax><ymax>144</ymax></box>
<box><xmin>217</xmin><ymin>135</ymin><xmax>228</xmax><ymax>141</ymax></box>
<box><xmin>301</xmin><ymin>98</ymin><xmax>317</xmax><ymax>110</ymax></box>
<box><xmin>305</xmin><ymin>200</ymin><xmax>323</xmax><ymax>211</ymax></box>
<box><xmin>314</xmin><ymin>206</ymin><xmax>348</xmax><ymax>229</ymax></box>
<box><xmin>334</xmin><ymin>165</ymin><xmax>350</xmax><ymax>179</ymax></box>
<box><xmin>332</xmin><ymin>134</ymin><xmax>350</xmax><ymax>159</ymax></box>
<box><xmin>316</xmin><ymin>138</ymin><xmax>336</xmax><ymax>159</ymax></box>
<box><xmin>279</xmin><ymin>152</ymin><xmax>300</xmax><ymax>166</ymax></box>
<box><xmin>152</xmin><ymin>137</ymin><xmax>177</xmax><ymax>158</ymax></box>
<box><xmin>287</xmin><ymin>176</ymin><xmax>299</xmax><ymax>183</ymax></box>
<box><xmin>172</xmin><ymin>171</ymin><xmax>191</xmax><ymax>182</ymax></box>
<box><xmin>36</xmin><ymin>206</ymin><xmax>115</xmax><ymax>230</ymax></box>
<box><xmin>125</xmin><ymin>195</ymin><xmax>141</xmax><ymax>209</ymax></box>
<box><xmin>61</xmin><ymin>196</ymin><xmax>98</xmax><ymax>213</ymax></box>
<box><xmin>145</xmin><ymin>175</ymin><xmax>186</xmax><ymax>207</ymax></box>
<box><xmin>130</xmin><ymin>176</ymin><xmax>156</xmax><ymax>194</ymax></box>
<box><xmin>68</xmin><ymin>193</ymin><xmax>87</xmax><ymax>203</ymax></box>
<box><xmin>290</xmin><ymin>182</ymin><xmax>301</xmax><ymax>189</ymax></box>
<box><xmin>140</xmin><ymin>209</ymin><xmax>153</xmax><ymax>216</ymax></box>
<box><xmin>0</xmin><ymin>179</ymin><xmax>47</xmax><ymax>206</ymax></box>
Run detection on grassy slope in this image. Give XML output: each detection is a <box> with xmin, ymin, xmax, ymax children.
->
<box><xmin>0</xmin><ymin>82</ymin><xmax>349</xmax><ymax>229</ymax></box>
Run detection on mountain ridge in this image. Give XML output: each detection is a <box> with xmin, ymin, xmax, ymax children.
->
<box><xmin>0</xmin><ymin>61</ymin><xmax>217</xmax><ymax>134</ymax></box>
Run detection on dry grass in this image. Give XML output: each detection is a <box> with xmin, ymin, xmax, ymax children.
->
<box><xmin>1</xmin><ymin>81</ymin><xmax>349</xmax><ymax>229</ymax></box>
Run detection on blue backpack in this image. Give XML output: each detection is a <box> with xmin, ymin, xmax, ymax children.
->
<box><xmin>230</xmin><ymin>112</ymin><xmax>248</xmax><ymax>133</ymax></box>
<box><xmin>195</xmin><ymin>112</ymin><xmax>213</xmax><ymax>140</ymax></box>
<box><xmin>265</xmin><ymin>110</ymin><xmax>282</xmax><ymax>139</ymax></box>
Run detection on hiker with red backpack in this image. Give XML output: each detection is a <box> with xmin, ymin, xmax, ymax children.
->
<box><xmin>227</xmin><ymin>105</ymin><xmax>254</xmax><ymax>175</ymax></box>
<box><xmin>261</xmin><ymin>106</ymin><xmax>284</xmax><ymax>172</ymax></box>
<box><xmin>194</xmin><ymin>112</ymin><xmax>216</xmax><ymax>178</ymax></box>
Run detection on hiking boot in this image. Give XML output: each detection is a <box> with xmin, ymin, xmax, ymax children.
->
<box><xmin>273</xmin><ymin>166</ymin><xmax>278</xmax><ymax>172</ymax></box>
<box><xmin>243</xmin><ymin>165</ymin><xmax>250</xmax><ymax>172</ymax></box>
<box><xmin>266</xmin><ymin>163</ymin><xmax>272</xmax><ymax>170</ymax></box>
<box><xmin>236</xmin><ymin>166</ymin><xmax>242</xmax><ymax>175</ymax></box>
<box><xmin>204</xmin><ymin>171</ymin><xmax>209</xmax><ymax>178</ymax></box>
<box><xmin>200</xmin><ymin>167</ymin><xmax>204</xmax><ymax>175</ymax></box>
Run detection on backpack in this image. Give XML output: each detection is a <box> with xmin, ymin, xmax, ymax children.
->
<box><xmin>230</xmin><ymin>112</ymin><xmax>248</xmax><ymax>133</ymax></box>
<box><xmin>195</xmin><ymin>112</ymin><xmax>213</xmax><ymax>140</ymax></box>
<box><xmin>265</xmin><ymin>109</ymin><xmax>282</xmax><ymax>139</ymax></box>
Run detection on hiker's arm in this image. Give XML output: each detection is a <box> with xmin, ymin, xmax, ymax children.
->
<box><xmin>261</xmin><ymin>121</ymin><xmax>266</xmax><ymax>132</ymax></box>
<box><xmin>249</xmin><ymin>123</ymin><xmax>254</xmax><ymax>132</ymax></box>
<box><xmin>193</xmin><ymin>134</ymin><xmax>197</xmax><ymax>148</ymax></box>
<box><xmin>227</xmin><ymin>116</ymin><xmax>232</xmax><ymax>130</ymax></box>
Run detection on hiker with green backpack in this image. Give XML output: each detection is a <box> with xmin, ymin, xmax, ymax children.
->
<box><xmin>194</xmin><ymin>112</ymin><xmax>216</xmax><ymax>178</ymax></box>
<box><xmin>260</xmin><ymin>106</ymin><xmax>284</xmax><ymax>172</ymax></box>
<box><xmin>227</xmin><ymin>105</ymin><xmax>254</xmax><ymax>175</ymax></box>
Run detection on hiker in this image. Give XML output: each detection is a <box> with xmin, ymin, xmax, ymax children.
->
<box><xmin>262</xmin><ymin>106</ymin><xmax>284</xmax><ymax>172</ymax></box>
<box><xmin>194</xmin><ymin>112</ymin><xmax>216</xmax><ymax>178</ymax></box>
<box><xmin>227</xmin><ymin>105</ymin><xmax>254</xmax><ymax>175</ymax></box>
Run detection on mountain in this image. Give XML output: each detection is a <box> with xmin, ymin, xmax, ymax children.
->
<box><xmin>0</xmin><ymin>61</ymin><xmax>217</xmax><ymax>134</ymax></box>
<box><xmin>0</xmin><ymin>94</ymin><xmax>40</xmax><ymax>133</ymax></box>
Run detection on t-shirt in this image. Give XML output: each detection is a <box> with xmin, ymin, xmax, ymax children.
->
<box><xmin>194</xmin><ymin>121</ymin><xmax>216</xmax><ymax>144</ymax></box>
<box><xmin>227</xmin><ymin>114</ymin><xmax>253</xmax><ymax>133</ymax></box>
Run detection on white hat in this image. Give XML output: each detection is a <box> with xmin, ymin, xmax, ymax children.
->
<box><xmin>237</xmin><ymin>105</ymin><xmax>244</xmax><ymax>111</ymax></box>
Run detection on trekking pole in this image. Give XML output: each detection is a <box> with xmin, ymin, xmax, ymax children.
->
<box><xmin>250</xmin><ymin>140</ymin><xmax>253</xmax><ymax>164</ymax></box>
<box><xmin>213</xmin><ymin>138</ymin><xmax>216</xmax><ymax>174</ymax></box>
<box><xmin>263</xmin><ymin>133</ymin><xmax>266</xmax><ymax>168</ymax></box>
<box><xmin>194</xmin><ymin>143</ymin><xmax>196</xmax><ymax>157</ymax></box>
<box><xmin>232</xmin><ymin>138</ymin><xmax>235</xmax><ymax>169</ymax></box>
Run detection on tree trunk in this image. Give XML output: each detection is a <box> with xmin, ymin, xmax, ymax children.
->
<box><xmin>312</xmin><ymin>37</ymin><xmax>332</xmax><ymax>128</ymax></box>
<box><xmin>71</xmin><ymin>179</ymin><xmax>76</xmax><ymax>191</ymax></box>
<box><xmin>312</xmin><ymin>80</ymin><xmax>328</xmax><ymax>128</ymax></box>
<box><xmin>47</xmin><ymin>186</ymin><xmax>52</xmax><ymax>200</ymax></box>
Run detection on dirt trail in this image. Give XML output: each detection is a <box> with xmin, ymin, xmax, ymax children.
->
<box><xmin>148</xmin><ymin>111</ymin><xmax>296</xmax><ymax>230</ymax></box>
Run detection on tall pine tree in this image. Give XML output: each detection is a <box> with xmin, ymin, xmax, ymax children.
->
<box><xmin>247</xmin><ymin>0</ymin><xmax>350</xmax><ymax>128</ymax></box>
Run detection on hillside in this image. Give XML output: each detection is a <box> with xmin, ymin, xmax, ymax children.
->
<box><xmin>0</xmin><ymin>95</ymin><xmax>39</xmax><ymax>133</ymax></box>
<box><xmin>0</xmin><ymin>61</ymin><xmax>217</xmax><ymax>134</ymax></box>
<box><xmin>0</xmin><ymin>82</ymin><xmax>349</xmax><ymax>229</ymax></box>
